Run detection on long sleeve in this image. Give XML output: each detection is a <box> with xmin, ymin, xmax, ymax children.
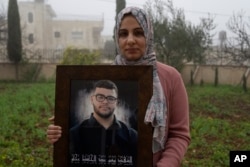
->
<box><xmin>153</xmin><ymin>62</ymin><xmax>191</xmax><ymax>167</ymax></box>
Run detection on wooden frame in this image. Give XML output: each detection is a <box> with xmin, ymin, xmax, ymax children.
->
<box><xmin>54</xmin><ymin>65</ymin><xmax>153</xmax><ymax>167</ymax></box>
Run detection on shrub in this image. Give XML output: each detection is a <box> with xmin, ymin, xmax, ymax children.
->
<box><xmin>60</xmin><ymin>47</ymin><xmax>100</xmax><ymax>65</ymax></box>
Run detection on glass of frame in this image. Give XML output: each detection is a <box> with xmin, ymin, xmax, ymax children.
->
<box><xmin>53</xmin><ymin>65</ymin><xmax>153</xmax><ymax>167</ymax></box>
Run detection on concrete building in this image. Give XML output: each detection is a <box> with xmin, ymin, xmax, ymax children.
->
<box><xmin>18</xmin><ymin>0</ymin><xmax>103</xmax><ymax>62</ymax></box>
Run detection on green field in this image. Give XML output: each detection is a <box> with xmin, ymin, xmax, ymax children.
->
<box><xmin>183</xmin><ymin>85</ymin><xmax>250</xmax><ymax>166</ymax></box>
<box><xmin>0</xmin><ymin>83</ymin><xmax>54</xmax><ymax>167</ymax></box>
<box><xmin>0</xmin><ymin>82</ymin><xmax>249</xmax><ymax>166</ymax></box>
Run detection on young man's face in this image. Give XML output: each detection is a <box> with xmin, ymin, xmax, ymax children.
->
<box><xmin>91</xmin><ymin>87</ymin><xmax>118</xmax><ymax>119</ymax></box>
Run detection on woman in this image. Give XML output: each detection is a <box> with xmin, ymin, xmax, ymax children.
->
<box><xmin>47</xmin><ymin>6</ymin><xmax>190</xmax><ymax>167</ymax></box>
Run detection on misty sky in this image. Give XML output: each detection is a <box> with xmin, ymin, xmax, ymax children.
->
<box><xmin>1</xmin><ymin>0</ymin><xmax>250</xmax><ymax>42</ymax></box>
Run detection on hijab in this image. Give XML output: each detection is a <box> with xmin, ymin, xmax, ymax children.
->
<box><xmin>114</xmin><ymin>6</ymin><xmax>167</xmax><ymax>153</ymax></box>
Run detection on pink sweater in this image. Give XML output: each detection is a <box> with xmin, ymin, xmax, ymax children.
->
<box><xmin>153</xmin><ymin>62</ymin><xmax>191</xmax><ymax>167</ymax></box>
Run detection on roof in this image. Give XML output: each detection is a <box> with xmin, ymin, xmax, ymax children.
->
<box><xmin>53</xmin><ymin>14</ymin><xmax>103</xmax><ymax>22</ymax></box>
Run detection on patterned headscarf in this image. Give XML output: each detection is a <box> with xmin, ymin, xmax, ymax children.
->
<box><xmin>114</xmin><ymin>6</ymin><xmax>167</xmax><ymax>153</ymax></box>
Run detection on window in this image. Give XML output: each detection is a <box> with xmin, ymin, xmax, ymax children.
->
<box><xmin>71</xmin><ymin>31</ymin><xmax>83</xmax><ymax>39</ymax></box>
<box><xmin>54</xmin><ymin>31</ymin><xmax>60</xmax><ymax>38</ymax></box>
<box><xmin>28</xmin><ymin>33</ymin><xmax>34</xmax><ymax>44</ymax></box>
<box><xmin>28</xmin><ymin>12</ymin><xmax>33</xmax><ymax>23</ymax></box>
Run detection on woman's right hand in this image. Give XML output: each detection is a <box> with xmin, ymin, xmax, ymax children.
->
<box><xmin>46</xmin><ymin>117</ymin><xmax>62</xmax><ymax>144</ymax></box>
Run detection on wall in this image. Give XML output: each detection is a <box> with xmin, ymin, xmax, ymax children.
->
<box><xmin>182</xmin><ymin>65</ymin><xmax>250</xmax><ymax>86</ymax></box>
<box><xmin>0</xmin><ymin>63</ymin><xmax>56</xmax><ymax>80</ymax></box>
<box><xmin>18</xmin><ymin>1</ymin><xmax>103</xmax><ymax>51</ymax></box>
<box><xmin>52</xmin><ymin>19</ymin><xmax>103</xmax><ymax>50</ymax></box>
<box><xmin>0</xmin><ymin>63</ymin><xmax>249</xmax><ymax>87</ymax></box>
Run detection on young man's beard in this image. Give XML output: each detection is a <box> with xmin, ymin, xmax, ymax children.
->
<box><xmin>93</xmin><ymin>105</ymin><xmax>115</xmax><ymax>119</ymax></box>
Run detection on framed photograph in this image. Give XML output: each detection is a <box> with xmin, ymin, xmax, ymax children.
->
<box><xmin>54</xmin><ymin>65</ymin><xmax>153</xmax><ymax>167</ymax></box>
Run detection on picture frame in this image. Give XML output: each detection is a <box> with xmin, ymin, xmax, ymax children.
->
<box><xmin>54</xmin><ymin>65</ymin><xmax>153</xmax><ymax>167</ymax></box>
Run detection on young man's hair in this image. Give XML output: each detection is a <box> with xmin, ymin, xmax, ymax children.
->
<box><xmin>93</xmin><ymin>80</ymin><xmax>118</xmax><ymax>95</ymax></box>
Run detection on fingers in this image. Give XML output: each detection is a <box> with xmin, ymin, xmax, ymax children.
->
<box><xmin>48</xmin><ymin>116</ymin><xmax>55</xmax><ymax>123</ymax></box>
<box><xmin>47</xmin><ymin>124</ymin><xmax>62</xmax><ymax>144</ymax></box>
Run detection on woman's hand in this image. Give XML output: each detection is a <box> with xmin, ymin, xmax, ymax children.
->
<box><xmin>46</xmin><ymin>116</ymin><xmax>62</xmax><ymax>144</ymax></box>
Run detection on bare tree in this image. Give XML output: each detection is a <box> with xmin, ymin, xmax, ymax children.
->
<box><xmin>144</xmin><ymin>0</ymin><xmax>215</xmax><ymax>70</ymax></box>
<box><xmin>0</xmin><ymin>3</ymin><xmax>7</xmax><ymax>62</ymax></box>
<box><xmin>0</xmin><ymin>4</ymin><xmax>7</xmax><ymax>43</ymax></box>
<box><xmin>225</xmin><ymin>11</ymin><xmax>250</xmax><ymax>65</ymax></box>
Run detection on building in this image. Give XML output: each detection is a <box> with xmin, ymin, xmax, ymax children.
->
<box><xmin>18</xmin><ymin>0</ymin><xmax>104</xmax><ymax>62</ymax></box>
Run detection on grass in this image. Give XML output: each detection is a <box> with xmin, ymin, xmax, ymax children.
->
<box><xmin>0</xmin><ymin>82</ymin><xmax>55</xmax><ymax>167</ymax></box>
<box><xmin>0</xmin><ymin>83</ymin><xmax>249</xmax><ymax>166</ymax></box>
<box><xmin>182</xmin><ymin>85</ymin><xmax>250</xmax><ymax>167</ymax></box>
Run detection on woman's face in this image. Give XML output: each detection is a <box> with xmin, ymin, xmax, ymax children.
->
<box><xmin>118</xmin><ymin>15</ymin><xmax>146</xmax><ymax>61</ymax></box>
